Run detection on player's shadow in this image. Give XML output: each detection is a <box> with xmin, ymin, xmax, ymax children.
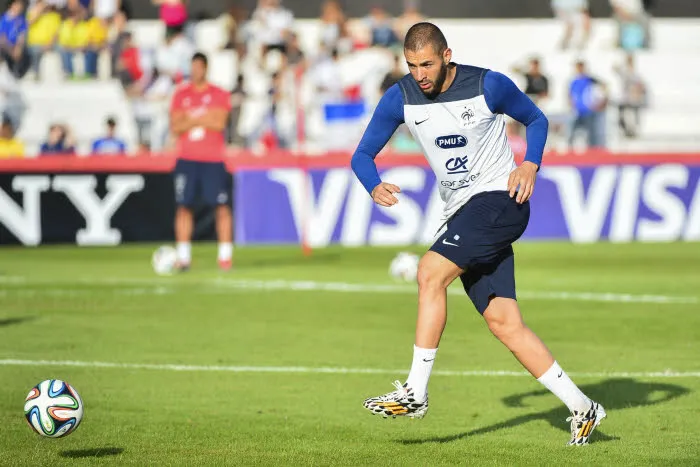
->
<box><xmin>59</xmin><ymin>447</ymin><xmax>124</xmax><ymax>459</ymax></box>
<box><xmin>0</xmin><ymin>316</ymin><xmax>36</xmax><ymax>327</ymax></box>
<box><xmin>398</xmin><ymin>378</ymin><xmax>689</xmax><ymax>445</ymax></box>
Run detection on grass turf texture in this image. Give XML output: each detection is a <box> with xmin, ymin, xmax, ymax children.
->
<box><xmin>0</xmin><ymin>242</ymin><xmax>699</xmax><ymax>466</ymax></box>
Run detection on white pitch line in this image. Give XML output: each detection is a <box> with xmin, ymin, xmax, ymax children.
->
<box><xmin>1</xmin><ymin>277</ymin><xmax>697</xmax><ymax>304</ymax></box>
<box><xmin>0</xmin><ymin>359</ymin><xmax>698</xmax><ymax>378</ymax></box>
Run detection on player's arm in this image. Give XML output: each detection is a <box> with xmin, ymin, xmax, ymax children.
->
<box><xmin>484</xmin><ymin>71</ymin><xmax>549</xmax><ymax>204</ymax></box>
<box><xmin>169</xmin><ymin>91</ymin><xmax>195</xmax><ymax>136</ymax></box>
<box><xmin>192</xmin><ymin>108</ymin><xmax>229</xmax><ymax>132</ymax></box>
<box><xmin>350</xmin><ymin>84</ymin><xmax>404</xmax><ymax>207</ymax></box>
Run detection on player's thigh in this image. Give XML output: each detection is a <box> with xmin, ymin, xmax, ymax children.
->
<box><xmin>417</xmin><ymin>250</ymin><xmax>464</xmax><ymax>289</ymax></box>
<box><xmin>201</xmin><ymin>162</ymin><xmax>232</xmax><ymax>207</ymax></box>
<box><xmin>460</xmin><ymin>249</ymin><xmax>517</xmax><ymax>315</ymax></box>
<box><xmin>173</xmin><ymin>159</ymin><xmax>199</xmax><ymax>207</ymax></box>
<box><xmin>430</xmin><ymin>191</ymin><xmax>529</xmax><ymax>268</ymax></box>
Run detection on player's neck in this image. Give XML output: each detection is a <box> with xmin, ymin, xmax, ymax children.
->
<box><xmin>192</xmin><ymin>81</ymin><xmax>209</xmax><ymax>92</ymax></box>
<box><xmin>438</xmin><ymin>63</ymin><xmax>457</xmax><ymax>94</ymax></box>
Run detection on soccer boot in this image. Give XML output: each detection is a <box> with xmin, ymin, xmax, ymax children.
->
<box><xmin>567</xmin><ymin>401</ymin><xmax>607</xmax><ymax>445</ymax></box>
<box><xmin>363</xmin><ymin>380</ymin><xmax>428</xmax><ymax>419</ymax></box>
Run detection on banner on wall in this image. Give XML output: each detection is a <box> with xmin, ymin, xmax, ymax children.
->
<box><xmin>235</xmin><ymin>164</ymin><xmax>700</xmax><ymax>245</ymax></box>
<box><xmin>0</xmin><ymin>173</ymin><xmax>216</xmax><ymax>246</ymax></box>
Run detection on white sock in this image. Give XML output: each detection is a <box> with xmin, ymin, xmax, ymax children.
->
<box><xmin>218</xmin><ymin>242</ymin><xmax>233</xmax><ymax>261</ymax></box>
<box><xmin>537</xmin><ymin>361</ymin><xmax>591</xmax><ymax>413</ymax></box>
<box><xmin>176</xmin><ymin>242</ymin><xmax>191</xmax><ymax>264</ymax></box>
<box><xmin>405</xmin><ymin>345</ymin><xmax>437</xmax><ymax>402</ymax></box>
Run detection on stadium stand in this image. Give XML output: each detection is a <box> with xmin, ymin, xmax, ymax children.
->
<box><xmin>8</xmin><ymin>15</ymin><xmax>700</xmax><ymax>156</ymax></box>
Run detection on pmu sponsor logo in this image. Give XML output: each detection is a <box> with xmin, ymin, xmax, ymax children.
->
<box><xmin>445</xmin><ymin>156</ymin><xmax>469</xmax><ymax>175</ymax></box>
<box><xmin>435</xmin><ymin>135</ymin><xmax>467</xmax><ymax>149</ymax></box>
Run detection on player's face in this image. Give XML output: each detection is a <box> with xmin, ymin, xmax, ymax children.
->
<box><xmin>405</xmin><ymin>45</ymin><xmax>452</xmax><ymax>98</ymax></box>
<box><xmin>191</xmin><ymin>59</ymin><xmax>207</xmax><ymax>84</ymax></box>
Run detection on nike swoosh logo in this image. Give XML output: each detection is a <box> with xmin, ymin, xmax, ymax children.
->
<box><xmin>442</xmin><ymin>239</ymin><xmax>459</xmax><ymax>247</ymax></box>
<box><xmin>558</xmin><ymin>371</ymin><xmax>563</xmax><ymax>378</ymax></box>
<box><xmin>422</xmin><ymin>358</ymin><xmax>434</xmax><ymax>362</ymax></box>
<box><xmin>415</xmin><ymin>117</ymin><xmax>429</xmax><ymax>125</ymax></box>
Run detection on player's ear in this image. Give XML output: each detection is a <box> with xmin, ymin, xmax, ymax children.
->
<box><xmin>443</xmin><ymin>47</ymin><xmax>452</xmax><ymax>65</ymax></box>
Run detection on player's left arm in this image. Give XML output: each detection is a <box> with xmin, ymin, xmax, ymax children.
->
<box><xmin>484</xmin><ymin>71</ymin><xmax>549</xmax><ymax>204</ymax></box>
<box><xmin>193</xmin><ymin>90</ymin><xmax>231</xmax><ymax>132</ymax></box>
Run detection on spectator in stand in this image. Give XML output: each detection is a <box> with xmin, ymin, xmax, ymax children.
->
<box><xmin>0</xmin><ymin>120</ymin><xmax>23</xmax><ymax>158</ymax></box>
<box><xmin>115</xmin><ymin>31</ymin><xmax>144</xmax><ymax>87</ymax></box>
<box><xmin>152</xmin><ymin>0</ymin><xmax>188</xmax><ymax>35</ymax></box>
<box><xmin>252</xmin><ymin>0</ymin><xmax>294</xmax><ymax>66</ymax></box>
<box><xmin>0</xmin><ymin>0</ymin><xmax>30</xmax><ymax>78</ymax></box>
<box><xmin>614</xmin><ymin>53</ymin><xmax>647</xmax><ymax>138</ymax></box>
<box><xmin>91</xmin><ymin>116</ymin><xmax>127</xmax><ymax>154</ymax></box>
<box><xmin>512</xmin><ymin>57</ymin><xmax>549</xmax><ymax>105</ymax></box>
<box><xmin>84</xmin><ymin>13</ymin><xmax>109</xmax><ymax>77</ymax></box>
<box><xmin>551</xmin><ymin>0</ymin><xmax>590</xmax><ymax>50</ymax></box>
<box><xmin>222</xmin><ymin>6</ymin><xmax>250</xmax><ymax>59</ymax></box>
<box><xmin>109</xmin><ymin>10</ymin><xmax>129</xmax><ymax>76</ymax></box>
<box><xmin>366</xmin><ymin>6</ymin><xmax>398</xmax><ymax>49</ymax></box>
<box><xmin>0</xmin><ymin>54</ymin><xmax>25</xmax><ymax>131</ymax></box>
<box><xmin>26</xmin><ymin>0</ymin><xmax>61</xmax><ymax>79</ymax></box>
<box><xmin>228</xmin><ymin>74</ymin><xmax>245</xmax><ymax>146</ymax></box>
<box><xmin>610</xmin><ymin>0</ymin><xmax>650</xmax><ymax>50</ymax></box>
<box><xmin>285</xmin><ymin>32</ymin><xmax>305</xmax><ymax>69</ymax></box>
<box><xmin>319</xmin><ymin>1</ymin><xmax>349</xmax><ymax>53</ymax></box>
<box><xmin>155</xmin><ymin>27</ymin><xmax>194</xmax><ymax>83</ymax></box>
<box><xmin>568</xmin><ymin>60</ymin><xmax>608</xmax><ymax>150</ymax></box>
<box><xmin>40</xmin><ymin>123</ymin><xmax>76</xmax><ymax>155</ymax></box>
<box><xmin>380</xmin><ymin>53</ymin><xmax>404</xmax><ymax>94</ymax></box>
<box><xmin>394</xmin><ymin>0</ymin><xmax>425</xmax><ymax>41</ymax></box>
<box><xmin>130</xmin><ymin>67</ymin><xmax>175</xmax><ymax>151</ymax></box>
<box><xmin>92</xmin><ymin>0</ymin><xmax>120</xmax><ymax>26</ymax></box>
<box><xmin>57</xmin><ymin>3</ymin><xmax>83</xmax><ymax>78</ymax></box>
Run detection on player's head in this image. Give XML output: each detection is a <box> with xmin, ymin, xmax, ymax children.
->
<box><xmin>191</xmin><ymin>52</ymin><xmax>208</xmax><ymax>85</ymax></box>
<box><xmin>403</xmin><ymin>22</ymin><xmax>451</xmax><ymax>98</ymax></box>
<box><xmin>575</xmin><ymin>60</ymin><xmax>586</xmax><ymax>75</ymax></box>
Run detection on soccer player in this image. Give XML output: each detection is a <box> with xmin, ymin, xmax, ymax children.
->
<box><xmin>170</xmin><ymin>52</ymin><xmax>233</xmax><ymax>271</ymax></box>
<box><xmin>351</xmin><ymin>23</ymin><xmax>605</xmax><ymax>446</ymax></box>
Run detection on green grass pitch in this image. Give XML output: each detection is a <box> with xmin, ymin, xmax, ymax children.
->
<box><xmin>0</xmin><ymin>242</ymin><xmax>699</xmax><ymax>465</ymax></box>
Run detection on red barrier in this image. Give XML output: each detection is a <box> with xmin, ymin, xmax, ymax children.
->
<box><xmin>0</xmin><ymin>150</ymin><xmax>699</xmax><ymax>173</ymax></box>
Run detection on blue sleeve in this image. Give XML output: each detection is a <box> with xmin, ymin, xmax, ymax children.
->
<box><xmin>119</xmin><ymin>141</ymin><xmax>126</xmax><ymax>152</ymax></box>
<box><xmin>91</xmin><ymin>140</ymin><xmax>100</xmax><ymax>152</ymax></box>
<box><xmin>350</xmin><ymin>83</ymin><xmax>404</xmax><ymax>195</ymax></box>
<box><xmin>483</xmin><ymin>71</ymin><xmax>548</xmax><ymax>167</ymax></box>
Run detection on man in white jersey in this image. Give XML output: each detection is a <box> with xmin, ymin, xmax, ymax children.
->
<box><xmin>350</xmin><ymin>23</ymin><xmax>605</xmax><ymax>446</ymax></box>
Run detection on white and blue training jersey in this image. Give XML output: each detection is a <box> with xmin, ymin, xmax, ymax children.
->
<box><xmin>351</xmin><ymin>64</ymin><xmax>548</xmax><ymax>221</ymax></box>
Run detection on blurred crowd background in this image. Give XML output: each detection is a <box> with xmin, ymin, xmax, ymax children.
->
<box><xmin>0</xmin><ymin>0</ymin><xmax>697</xmax><ymax>158</ymax></box>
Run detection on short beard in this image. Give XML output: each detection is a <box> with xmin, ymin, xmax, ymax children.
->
<box><xmin>423</xmin><ymin>62</ymin><xmax>449</xmax><ymax>99</ymax></box>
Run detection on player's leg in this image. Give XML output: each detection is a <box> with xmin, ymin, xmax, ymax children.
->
<box><xmin>173</xmin><ymin>160</ymin><xmax>198</xmax><ymax>269</ymax></box>
<box><xmin>478</xmin><ymin>285</ymin><xmax>606</xmax><ymax>445</ymax></box>
<box><xmin>362</xmin><ymin>250</ymin><xmax>462</xmax><ymax>419</ymax></box>
<box><xmin>202</xmin><ymin>162</ymin><xmax>234</xmax><ymax>270</ymax></box>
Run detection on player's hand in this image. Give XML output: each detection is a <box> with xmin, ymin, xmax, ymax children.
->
<box><xmin>371</xmin><ymin>182</ymin><xmax>401</xmax><ymax>207</ymax></box>
<box><xmin>508</xmin><ymin>161</ymin><xmax>538</xmax><ymax>204</ymax></box>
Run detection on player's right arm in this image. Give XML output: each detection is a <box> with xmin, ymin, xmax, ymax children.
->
<box><xmin>350</xmin><ymin>84</ymin><xmax>405</xmax><ymax>207</ymax></box>
<box><xmin>169</xmin><ymin>88</ymin><xmax>194</xmax><ymax>136</ymax></box>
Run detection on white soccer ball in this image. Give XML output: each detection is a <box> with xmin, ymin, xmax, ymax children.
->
<box><xmin>389</xmin><ymin>252</ymin><xmax>420</xmax><ymax>282</ymax></box>
<box><xmin>24</xmin><ymin>379</ymin><xmax>84</xmax><ymax>438</ymax></box>
<box><xmin>152</xmin><ymin>245</ymin><xmax>178</xmax><ymax>276</ymax></box>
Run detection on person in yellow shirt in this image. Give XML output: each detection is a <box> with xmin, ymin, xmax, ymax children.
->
<box><xmin>26</xmin><ymin>0</ymin><xmax>62</xmax><ymax>79</ymax></box>
<box><xmin>0</xmin><ymin>121</ymin><xmax>24</xmax><ymax>158</ymax></box>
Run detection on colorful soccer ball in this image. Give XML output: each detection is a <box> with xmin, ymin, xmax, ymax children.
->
<box><xmin>389</xmin><ymin>252</ymin><xmax>420</xmax><ymax>282</ymax></box>
<box><xmin>152</xmin><ymin>245</ymin><xmax>178</xmax><ymax>275</ymax></box>
<box><xmin>24</xmin><ymin>380</ymin><xmax>84</xmax><ymax>438</ymax></box>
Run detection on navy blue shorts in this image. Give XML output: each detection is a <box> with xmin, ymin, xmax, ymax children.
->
<box><xmin>173</xmin><ymin>160</ymin><xmax>231</xmax><ymax>207</ymax></box>
<box><xmin>430</xmin><ymin>191</ymin><xmax>530</xmax><ymax>314</ymax></box>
